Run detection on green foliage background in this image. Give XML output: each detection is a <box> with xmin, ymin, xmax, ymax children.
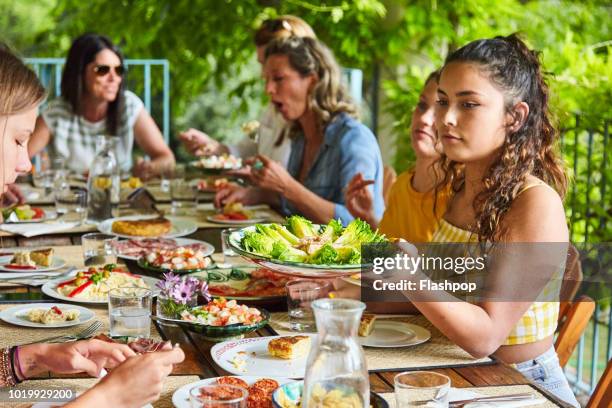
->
<box><xmin>0</xmin><ymin>0</ymin><xmax>610</xmax><ymax>245</ymax></box>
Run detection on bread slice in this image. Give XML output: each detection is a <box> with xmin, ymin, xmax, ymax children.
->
<box><xmin>112</xmin><ymin>217</ymin><xmax>172</xmax><ymax>237</ymax></box>
<box><xmin>358</xmin><ymin>314</ymin><xmax>377</xmax><ymax>337</ymax></box>
<box><xmin>30</xmin><ymin>248</ymin><xmax>54</xmax><ymax>267</ymax></box>
<box><xmin>268</xmin><ymin>336</ymin><xmax>311</xmax><ymax>359</ymax></box>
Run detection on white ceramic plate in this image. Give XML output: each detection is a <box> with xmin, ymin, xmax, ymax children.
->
<box><xmin>172</xmin><ymin>376</ymin><xmax>293</xmax><ymax>408</ymax></box>
<box><xmin>114</xmin><ymin>238</ymin><xmax>215</xmax><ymax>261</ymax></box>
<box><xmin>0</xmin><ymin>257</ymin><xmax>66</xmax><ymax>273</ymax></box>
<box><xmin>358</xmin><ymin>321</ymin><xmax>430</xmax><ymax>348</ymax></box>
<box><xmin>2</xmin><ymin>208</ymin><xmax>58</xmax><ymax>224</ymax></box>
<box><xmin>97</xmin><ymin>215</ymin><xmax>197</xmax><ymax>239</ymax></box>
<box><xmin>211</xmin><ymin>335</ymin><xmax>316</xmax><ymax>378</ymax></box>
<box><xmin>206</xmin><ymin>214</ymin><xmax>266</xmax><ymax>225</ymax></box>
<box><xmin>0</xmin><ymin>303</ymin><xmax>95</xmax><ymax>329</ymax></box>
<box><xmin>41</xmin><ymin>270</ymin><xmax>160</xmax><ymax>304</ymax></box>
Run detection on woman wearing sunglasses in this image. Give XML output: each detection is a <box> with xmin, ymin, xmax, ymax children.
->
<box><xmin>28</xmin><ymin>33</ymin><xmax>174</xmax><ymax>179</ymax></box>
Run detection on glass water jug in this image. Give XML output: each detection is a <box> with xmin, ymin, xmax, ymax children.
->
<box><xmin>302</xmin><ymin>298</ymin><xmax>369</xmax><ymax>408</ymax></box>
<box><xmin>86</xmin><ymin>136</ymin><xmax>120</xmax><ymax>222</ymax></box>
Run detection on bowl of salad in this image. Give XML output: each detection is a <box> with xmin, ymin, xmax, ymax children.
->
<box><xmin>228</xmin><ymin>216</ymin><xmax>388</xmax><ymax>278</ymax></box>
<box><xmin>154</xmin><ymin>297</ymin><xmax>270</xmax><ymax>341</ymax></box>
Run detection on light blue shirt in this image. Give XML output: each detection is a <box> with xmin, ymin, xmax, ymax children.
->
<box><xmin>280</xmin><ymin>113</ymin><xmax>384</xmax><ymax>225</ymax></box>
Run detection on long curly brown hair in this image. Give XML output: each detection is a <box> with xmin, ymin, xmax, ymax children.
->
<box><xmin>435</xmin><ymin>34</ymin><xmax>568</xmax><ymax>242</ymax></box>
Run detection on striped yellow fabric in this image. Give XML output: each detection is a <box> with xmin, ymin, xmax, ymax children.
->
<box><xmin>431</xmin><ymin>219</ymin><xmax>559</xmax><ymax>345</ymax></box>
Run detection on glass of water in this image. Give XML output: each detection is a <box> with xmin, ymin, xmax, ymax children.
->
<box><xmin>170</xmin><ymin>178</ymin><xmax>198</xmax><ymax>215</ymax></box>
<box><xmin>82</xmin><ymin>233</ymin><xmax>118</xmax><ymax>266</ymax></box>
<box><xmin>108</xmin><ymin>287</ymin><xmax>152</xmax><ymax>338</ymax></box>
<box><xmin>394</xmin><ymin>371</ymin><xmax>451</xmax><ymax>407</ymax></box>
<box><xmin>286</xmin><ymin>280</ymin><xmax>332</xmax><ymax>332</ymax></box>
<box><xmin>32</xmin><ymin>169</ymin><xmax>56</xmax><ymax>196</ymax></box>
<box><xmin>56</xmin><ymin>189</ymin><xmax>87</xmax><ymax>223</ymax></box>
<box><xmin>219</xmin><ymin>228</ymin><xmax>238</xmax><ymax>267</ymax></box>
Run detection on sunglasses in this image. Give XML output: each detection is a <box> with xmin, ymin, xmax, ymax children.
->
<box><xmin>93</xmin><ymin>64</ymin><xmax>125</xmax><ymax>77</ymax></box>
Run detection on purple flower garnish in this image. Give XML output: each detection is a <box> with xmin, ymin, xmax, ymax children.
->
<box><xmin>171</xmin><ymin>279</ymin><xmax>196</xmax><ymax>305</ymax></box>
<box><xmin>157</xmin><ymin>272</ymin><xmax>211</xmax><ymax>304</ymax></box>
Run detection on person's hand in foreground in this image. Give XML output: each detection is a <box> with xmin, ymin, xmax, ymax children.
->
<box><xmin>66</xmin><ymin>343</ymin><xmax>185</xmax><ymax>408</ymax></box>
<box><xmin>179</xmin><ymin>128</ymin><xmax>227</xmax><ymax>157</ymax></box>
<box><xmin>17</xmin><ymin>339</ymin><xmax>136</xmax><ymax>379</ymax></box>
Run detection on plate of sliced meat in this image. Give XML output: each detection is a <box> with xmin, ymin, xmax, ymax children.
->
<box><xmin>111</xmin><ymin>237</ymin><xmax>215</xmax><ymax>261</ymax></box>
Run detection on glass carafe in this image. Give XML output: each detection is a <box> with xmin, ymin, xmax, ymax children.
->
<box><xmin>302</xmin><ymin>298</ymin><xmax>369</xmax><ymax>408</ymax></box>
<box><xmin>86</xmin><ymin>136</ymin><xmax>120</xmax><ymax>222</ymax></box>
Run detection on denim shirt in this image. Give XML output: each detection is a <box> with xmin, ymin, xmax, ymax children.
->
<box><xmin>280</xmin><ymin>113</ymin><xmax>385</xmax><ymax>226</ymax></box>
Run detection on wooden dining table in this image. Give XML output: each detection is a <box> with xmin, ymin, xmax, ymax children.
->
<box><xmin>0</xmin><ymin>183</ymin><xmax>571</xmax><ymax>407</ymax></box>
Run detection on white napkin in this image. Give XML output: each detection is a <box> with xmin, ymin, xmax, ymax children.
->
<box><xmin>0</xmin><ymin>221</ymin><xmax>79</xmax><ymax>237</ymax></box>
<box><xmin>447</xmin><ymin>387</ymin><xmax>546</xmax><ymax>407</ymax></box>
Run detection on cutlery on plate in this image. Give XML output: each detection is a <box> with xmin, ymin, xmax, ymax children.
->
<box><xmin>21</xmin><ymin>320</ymin><xmax>102</xmax><ymax>345</ymax></box>
<box><xmin>448</xmin><ymin>392</ymin><xmax>535</xmax><ymax>407</ymax></box>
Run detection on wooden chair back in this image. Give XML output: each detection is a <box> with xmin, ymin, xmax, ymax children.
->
<box><xmin>558</xmin><ymin>244</ymin><xmax>583</xmax><ymax>321</ymax></box>
<box><xmin>555</xmin><ymin>295</ymin><xmax>595</xmax><ymax>368</ymax></box>
<box><xmin>586</xmin><ymin>356</ymin><xmax>612</xmax><ymax>408</ymax></box>
<box><xmin>383</xmin><ymin>165</ymin><xmax>397</xmax><ymax>206</ymax></box>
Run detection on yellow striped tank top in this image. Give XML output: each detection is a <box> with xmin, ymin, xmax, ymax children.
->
<box><xmin>430</xmin><ymin>183</ymin><xmax>561</xmax><ymax>345</ymax></box>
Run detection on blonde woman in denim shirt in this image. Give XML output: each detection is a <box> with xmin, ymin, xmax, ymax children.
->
<box><xmin>215</xmin><ymin>37</ymin><xmax>384</xmax><ymax>225</ymax></box>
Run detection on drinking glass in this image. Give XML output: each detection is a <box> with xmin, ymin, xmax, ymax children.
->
<box><xmin>189</xmin><ymin>384</ymin><xmax>247</xmax><ymax>408</ymax></box>
<box><xmin>108</xmin><ymin>287</ymin><xmax>152</xmax><ymax>338</ymax></box>
<box><xmin>82</xmin><ymin>233</ymin><xmax>118</xmax><ymax>266</ymax></box>
<box><xmin>219</xmin><ymin>228</ymin><xmax>238</xmax><ymax>266</ymax></box>
<box><xmin>159</xmin><ymin>163</ymin><xmax>176</xmax><ymax>193</ymax></box>
<box><xmin>56</xmin><ymin>189</ymin><xmax>87</xmax><ymax>223</ymax></box>
<box><xmin>32</xmin><ymin>169</ymin><xmax>55</xmax><ymax>196</ymax></box>
<box><xmin>286</xmin><ymin>280</ymin><xmax>332</xmax><ymax>332</ymax></box>
<box><xmin>170</xmin><ymin>178</ymin><xmax>198</xmax><ymax>214</ymax></box>
<box><xmin>394</xmin><ymin>371</ymin><xmax>451</xmax><ymax>407</ymax></box>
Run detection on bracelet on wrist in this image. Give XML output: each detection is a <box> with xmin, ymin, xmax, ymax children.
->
<box><xmin>0</xmin><ymin>347</ymin><xmax>18</xmax><ymax>386</ymax></box>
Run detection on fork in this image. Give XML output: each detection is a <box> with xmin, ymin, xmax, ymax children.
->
<box><xmin>21</xmin><ymin>321</ymin><xmax>102</xmax><ymax>345</ymax></box>
<box><xmin>448</xmin><ymin>392</ymin><xmax>534</xmax><ymax>407</ymax></box>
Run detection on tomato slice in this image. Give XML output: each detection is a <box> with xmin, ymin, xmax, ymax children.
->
<box><xmin>32</xmin><ymin>207</ymin><xmax>45</xmax><ymax>219</ymax></box>
<box><xmin>5</xmin><ymin>264</ymin><xmax>37</xmax><ymax>270</ymax></box>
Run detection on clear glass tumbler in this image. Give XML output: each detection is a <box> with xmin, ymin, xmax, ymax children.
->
<box><xmin>286</xmin><ymin>280</ymin><xmax>332</xmax><ymax>332</ymax></box>
<box><xmin>108</xmin><ymin>287</ymin><xmax>152</xmax><ymax>338</ymax></box>
<box><xmin>394</xmin><ymin>371</ymin><xmax>451</xmax><ymax>407</ymax></box>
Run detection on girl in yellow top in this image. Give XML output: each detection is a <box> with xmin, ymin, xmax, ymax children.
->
<box><xmin>399</xmin><ymin>35</ymin><xmax>578</xmax><ymax>406</ymax></box>
<box><xmin>344</xmin><ymin>72</ymin><xmax>451</xmax><ymax>242</ymax></box>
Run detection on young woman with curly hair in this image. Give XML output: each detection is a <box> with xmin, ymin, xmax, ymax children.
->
<box><xmin>395</xmin><ymin>35</ymin><xmax>578</xmax><ymax>406</ymax></box>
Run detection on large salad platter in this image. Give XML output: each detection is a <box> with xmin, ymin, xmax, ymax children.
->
<box><xmin>228</xmin><ymin>216</ymin><xmax>387</xmax><ymax>278</ymax></box>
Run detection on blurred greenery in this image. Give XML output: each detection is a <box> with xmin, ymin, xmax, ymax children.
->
<box><xmin>0</xmin><ymin>0</ymin><xmax>609</xmax><ymax>244</ymax></box>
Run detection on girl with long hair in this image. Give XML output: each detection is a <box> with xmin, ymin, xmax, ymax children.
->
<box><xmin>397</xmin><ymin>34</ymin><xmax>578</xmax><ymax>406</ymax></box>
<box><xmin>0</xmin><ymin>44</ymin><xmax>184</xmax><ymax>407</ymax></box>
